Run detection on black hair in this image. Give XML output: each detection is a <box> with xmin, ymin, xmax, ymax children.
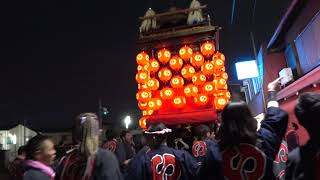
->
<box><xmin>17</xmin><ymin>145</ymin><xmax>26</xmax><ymax>155</ymax></box>
<box><xmin>121</xmin><ymin>130</ymin><xmax>131</xmax><ymax>139</ymax></box>
<box><xmin>193</xmin><ymin>124</ymin><xmax>210</xmax><ymax>140</ymax></box>
<box><xmin>295</xmin><ymin>92</ymin><xmax>320</xmax><ymax>135</ymax></box>
<box><xmin>145</xmin><ymin>123</ymin><xmax>168</xmax><ymax>148</ymax></box>
<box><xmin>25</xmin><ymin>135</ymin><xmax>51</xmax><ymax>160</ymax></box>
<box><xmin>219</xmin><ymin>101</ymin><xmax>257</xmax><ymax>149</ymax></box>
<box><xmin>105</xmin><ymin>127</ymin><xmax>121</xmax><ymax>140</ymax></box>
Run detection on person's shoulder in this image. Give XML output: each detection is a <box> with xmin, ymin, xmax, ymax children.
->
<box><xmin>24</xmin><ymin>169</ymin><xmax>50</xmax><ymax>180</ymax></box>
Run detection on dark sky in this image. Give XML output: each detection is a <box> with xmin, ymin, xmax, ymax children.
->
<box><xmin>0</xmin><ymin>0</ymin><xmax>292</xmax><ymax>130</ymax></box>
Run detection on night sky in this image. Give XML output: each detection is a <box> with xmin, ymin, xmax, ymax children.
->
<box><xmin>0</xmin><ymin>0</ymin><xmax>292</xmax><ymax>130</ymax></box>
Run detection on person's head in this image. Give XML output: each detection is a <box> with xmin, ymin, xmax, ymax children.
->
<box><xmin>17</xmin><ymin>145</ymin><xmax>26</xmax><ymax>158</ymax></box>
<box><xmin>219</xmin><ymin>101</ymin><xmax>257</xmax><ymax>148</ymax></box>
<box><xmin>193</xmin><ymin>124</ymin><xmax>211</xmax><ymax>141</ymax></box>
<box><xmin>105</xmin><ymin>127</ymin><xmax>121</xmax><ymax>141</ymax></box>
<box><xmin>295</xmin><ymin>92</ymin><xmax>320</xmax><ymax>141</ymax></box>
<box><xmin>25</xmin><ymin>135</ymin><xmax>56</xmax><ymax>165</ymax></box>
<box><xmin>121</xmin><ymin>130</ymin><xmax>133</xmax><ymax>145</ymax></box>
<box><xmin>145</xmin><ymin>123</ymin><xmax>171</xmax><ymax>148</ymax></box>
<box><xmin>77</xmin><ymin>113</ymin><xmax>100</xmax><ymax>157</ymax></box>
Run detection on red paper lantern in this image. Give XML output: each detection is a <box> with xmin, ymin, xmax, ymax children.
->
<box><xmin>160</xmin><ymin>88</ymin><xmax>175</xmax><ymax>100</ymax></box>
<box><xmin>147</xmin><ymin>78</ymin><xmax>160</xmax><ymax>91</ymax></box>
<box><xmin>201</xmin><ymin>62</ymin><xmax>215</xmax><ymax>76</ymax></box>
<box><xmin>202</xmin><ymin>82</ymin><xmax>215</xmax><ymax>95</ymax></box>
<box><xmin>200</xmin><ymin>41</ymin><xmax>215</xmax><ymax>57</ymax></box>
<box><xmin>148</xmin><ymin>98</ymin><xmax>162</xmax><ymax>110</ymax></box>
<box><xmin>212</xmin><ymin>57</ymin><xmax>225</xmax><ymax>70</ymax></box>
<box><xmin>213</xmin><ymin>52</ymin><xmax>225</xmax><ymax>61</ymax></box>
<box><xmin>139</xmin><ymin>117</ymin><xmax>147</xmax><ymax>129</ymax></box>
<box><xmin>194</xmin><ymin>94</ymin><xmax>209</xmax><ymax>106</ymax></box>
<box><xmin>172</xmin><ymin>96</ymin><xmax>187</xmax><ymax>109</ymax></box>
<box><xmin>136</xmin><ymin>51</ymin><xmax>149</xmax><ymax>65</ymax></box>
<box><xmin>138</xmin><ymin>101</ymin><xmax>148</xmax><ymax>110</ymax></box>
<box><xmin>148</xmin><ymin>58</ymin><xmax>160</xmax><ymax>74</ymax></box>
<box><xmin>170</xmin><ymin>76</ymin><xmax>184</xmax><ymax>89</ymax></box>
<box><xmin>136</xmin><ymin>90</ymin><xmax>152</xmax><ymax>102</ymax></box>
<box><xmin>158</xmin><ymin>68</ymin><xmax>172</xmax><ymax>82</ymax></box>
<box><xmin>157</xmin><ymin>48</ymin><xmax>171</xmax><ymax>64</ymax></box>
<box><xmin>184</xmin><ymin>84</ymin><xmax>198</xmax><ymax>97</ymax></box>
<box><xmin>135</xmin><ymin>71</ymin><xmax>149</xmax><ymax>84</ymax></box>
<box><xmin>214</xmin><ymin>78</ymin><xmax>227</xmax><ymax>90</ymax></box>
<box><xmin>214</xmin><ymin>97</ymin><xmax>228</xmax><ymax>110</ymax></box>
<box><xmin>192</xmin><ymin>73</ymin><xmax>207</xmax><ymax>86</ymax></box>
<box><xmin>169</xmin><ymin>56</ymin><xmax>184</xmax><ymax>71</ymax></box>
<box><xmin>179</xmin><ymin>45</ymin><xmax>193</xmax><ymax>62</ymax></box>
<box><xmin>181</xmin><ymin>65</ymin><xmax>195</xmax><ymax>79</ymax></box>
<box><xmin>190</xmin><ymin>52</ymin><xmax>205</xmax><ymax>68</ymax></box>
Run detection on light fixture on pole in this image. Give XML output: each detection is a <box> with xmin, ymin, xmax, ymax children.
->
<box><xmin>124</xmin><ymin>116</ymin><xmax>131</xmax><ymax>129</ymax></box>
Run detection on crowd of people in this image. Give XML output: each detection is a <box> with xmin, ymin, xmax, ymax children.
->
<box><xmin>6</xmin><ymin>78</ymin><xmax>320</xmax><ymax>180</ymax></box>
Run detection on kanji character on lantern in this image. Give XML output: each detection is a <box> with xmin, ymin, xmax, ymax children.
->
<box><xmin>184</xmin><ymin>84</ymin><xmax>198</xmax><ymax>97</ymax></box>
<box><xmin>172</xmin><ymin>96</ymin><xmax>187</xmax><ymax>109</ymax></box>
<box><xmin>148</xmin><ymin>58</ymin><xmax>160</xmax><ymax>74</ymax></box>
<box><xmin>157</xmin><ymin>48</ymin><xmax>171</xmax><ymax>64</ymax></box>
<box><xmin>192</xmin><ymin>73</ymin><xmax>207</xmax><ymax>86</ymax></box>
<box><xmin>179</xmin><ymin>45</ymin><xmax>193</xmax><ymax>62</ymax></box>
<box><xmin>136</xmin><ymin>51</ymin><xmax>149</xmax><ymax>65</ymax></box>
<box><xmin>190</xmin><ymin>52</ymin><xmax>205</xmax><ymax>68</ymax></box>
<box><xmin>214</xmin><ymin>78</ymin><xmax>227</xmax><ymax>90</ymax></box>
<box><xmin>202</xmin><ymin>82</ymin><xmax>215</xmax><ymax>95</ymax></box>
<box><xmin>158</xmin><ymin>68</ymin><xmax>172</xmax><ymax>82</ymax></box>
<box><xmin>147</xmin><ymin>78</ymin><xmax>160</xmax><ymax>90</ymax></box>
<box><xmin>160</xmin><ymin>88</ymin><xmax>175</xmax><ymax>100</ymax></box>
<box><xmin>201</xmin><ymin>62</ymin><xmax>215</xmax><ymax>76</ymax></box>
<box><xmin>194</xmin><ymin>94</ymin><xmax>209</xmax><ymax>106</ymax></box>
<box><xmin>212</xmin><ymin>57</ymin><xmax>225</xmax><ymax>70</ymax></box>
<box><xmin>214</xmin><ymin>96</ymin><xmax>228</xmax><ymax>110</ymax></box>
<box><xmin>170</xmin><ymin>76</ymin><xmax>184</xmax><ymax>88</ymax></box>
<box><xmin>181</xmin><ymin>65</ymin><xmax>195</xmax><ymax>79</ymax></box>
<box><xmin>136</xmin><ymin>90</ymin><xmax>152</xmax><ymax>102</ymax></box>
<box><xmin>169</xmin><ymin>56</ymin><xmax>184</xmax><ymax>71</ymax></box>
<box><xmin>200</xmin><ymin>41</ymin><xmax>215</xmax><ymax>57</ymax></box>
<box><xmin>136</xmin><ymin>71</ymin><xmax>149</xmax><ymax>84</ymax></box>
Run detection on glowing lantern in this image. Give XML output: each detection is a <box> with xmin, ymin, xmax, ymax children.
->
<box><xmin>203</xmin><ymin>82</ymin><xmax>215</xmax><ymax>95</ymax></box>
<box><xmin>200</xmin><ymin>41</ymin><xmax>215</xmax><ymax>57</ymax></box>
<box><xmin>190</xmin><ymin>52</ymin><xmax>205</xmax><ymax>68</ymax></box>
<box><xmin>136</xmin><ymin>90</ymin><xmax>152</xmax><ymax>102</ymax></box>
<box><xmin>139</xmin><ymin>117</ymin><xmax>147</xmax><ymax>129</ymax></box>
<box><xmin>148</xmin><ymin>58</ymin><xmax>160</xmax><ymax>73</ymax></box>
<box><xmin>214</xmin><ymin>71</ymin><xmax>228</xmax><ymax>80</ymax></box>
<box><xmin>172</xmin><ymin>96</ymin><xmax>187</xmax><ymax>109</ymax></box>
<box><xmin>214</xmin><ymin>97</ymin><xmax>228</xmax><ymax>110</ymax></box>
<box><xmin>135</xmin><ymin>71</ymin><xmax>149</xmax><ymax>84</ymax></box>
<box><xmin>213</xmin><ymin>52</ymin><xmax>225</xmax><ymax>61</ymax></box>
<box><xmin>179</xmin><ymin>45</ymin><xmax>193</xmax><ymax>62</ymax></box>
<box><xmin>214</xmin><ymin>90</ymin><xmax>231</xmax><ymax>99</ymax></box>
<box><xmin>143</xmin><ymin>109</ymin><xmax>154</xmax><ymax>116</ymax></box>
<box><xmin>214</xmin><ymin>78</ymin><xmax>227</xmax><ymax>90</ymax></box>
<box><xmin>158</xmin><ymin>68</ymin><xmax>172</xmax><ymax>82</ymax></box>
<box><xmin>136</xmin><ymin>51</ymin><xmax>149</xmax><ymax>65</ymax></box>
<box><xmin>148</xmin><ymin>98</ymin><xmax>162</xmax><ymax>110</ymax></box>
<box><xmin>212</xmin><ymin>57</ymin><xmax>225</xmax><ymax>70</ymax></box>
<box><xmin>169</xmin><ymin>56</ymin><xmax>184</xmax><ymax>71</ymax></box>
<box><xmin>170</xmin><ymin>76</ymin><xmax>184</xmax><ymax>88</ymax></box>
<box><xmin>181</xmin><ymin>65</ymin><xmax>195</xmax><ymax>79</ymax></box>
<box><xmin>192</xmin><ymin>73</ymin><xmax>207</xmax><ymax>86</ymax></box>
<box><xmin>194</xmin><ymin>94</ymin><xmax>209</xmax><ymax>106</ymax></box>
<box><xmin>160</xmin><ymin>88</ymin><xmax>175</xmax><ymax>100</ymax></box>
<box><xmin>138</xmin><ymin>83</ymin><xmax>148</xmax><ymax>90</ymax></box>
<box><xmin>147</xmin><ymin>78</ymin><xmax>160</xmax><ymax>91</ymax></box>
<box><xmin>138</xmin><ymin>101</ymin><xmax>148</xmax><ymax>110</ymax></box>
<box><xmin>184</xmin><ymin>85</ymin><xmax>198</xmax><ymax>97</ymax></box>
<box><xmin>201</xmin><ymin>62</ymin><xmax>215</xmax><ymax>76</ymax></box>
<box><xmin>157</xmin><ymin>48</ymin><xmax>171</xmax><ymax>64</ymax></box>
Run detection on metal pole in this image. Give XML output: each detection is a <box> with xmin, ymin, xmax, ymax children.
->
<box><xmin>98</xmin><ymin>99</ymin><xmax>102</xmax><ymax>129</ymax></box>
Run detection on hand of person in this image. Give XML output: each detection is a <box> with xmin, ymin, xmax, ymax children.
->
<box><xmin>124</xmin><ymin>159</ymin><xmax>131</xmax><ymax>166</ymax></box>
<box><xmin>268</xmin><ymin>77</ymin><xmax>283</xmax><ymax>92</ymax></box>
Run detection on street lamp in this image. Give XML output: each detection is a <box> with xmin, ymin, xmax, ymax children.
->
<box><xmin>124</xmin><ymin>116</ymin><xmax>131</xmax><ymax>129</ymax></box>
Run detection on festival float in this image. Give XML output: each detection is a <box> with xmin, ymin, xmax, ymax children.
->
<box><xmin>135</xmin><ymin>1</ymin><xmax>231</xmax><ymax>129</ymax></box>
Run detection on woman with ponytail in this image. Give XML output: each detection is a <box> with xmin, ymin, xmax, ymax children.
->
<box><xmin>57</xmin><ymin>113</ymin><xmax>123</xmax><ymax>180</ymax></box>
